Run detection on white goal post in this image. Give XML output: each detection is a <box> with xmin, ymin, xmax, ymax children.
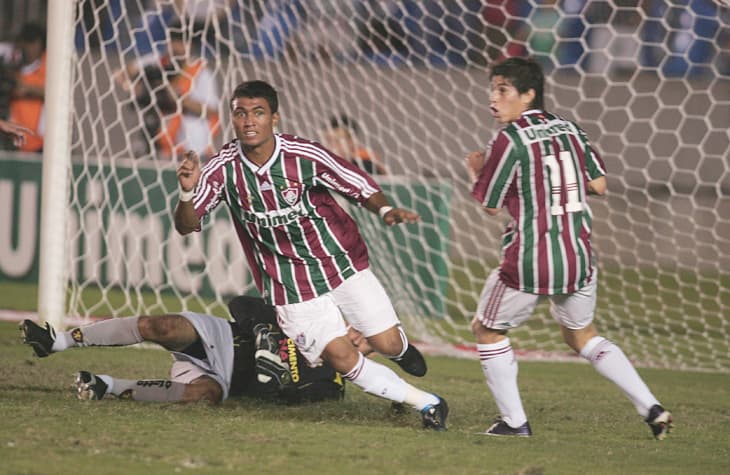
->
<box><xmin>38</xmin><ymin>0</ymin><xmax>729</xmax><ymax>372</ymax></box>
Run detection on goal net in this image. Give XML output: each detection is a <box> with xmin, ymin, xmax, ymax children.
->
<box><xmin>55</xmin><ymin>0</ymin><xmax>729</xmax><ymax>372</ymax></box>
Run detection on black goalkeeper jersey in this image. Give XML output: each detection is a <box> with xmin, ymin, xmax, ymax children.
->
<box><xmin>226</xmin><ymin>296</ymin><xmax>345</xmax><ymax>403</ymax></box>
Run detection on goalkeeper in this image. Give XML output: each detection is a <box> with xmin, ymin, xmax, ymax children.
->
<box><xmin>20</xmin><ymin>296</ymin><xmax>345</xmax><ymax>404</ymax></box>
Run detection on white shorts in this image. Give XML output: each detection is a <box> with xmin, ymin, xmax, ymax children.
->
<box><xmin>169</xmin><ymin>311</ymin><xmax>235</xmax><ymax>400</ymax></box>
<box><xmin>473</xmin><ymin>268</ymin><xmax>597</xmax><ymax>331</ymax></box>
<box><xmin>276</xmin><ymin>268</ymin><xmax>400</xmax><ymax>365</ymax></box>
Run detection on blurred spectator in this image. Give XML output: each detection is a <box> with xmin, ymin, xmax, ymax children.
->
<box><xmin>585</xmin><ymin>1</ymin><xmax>640</xmax><ymax>75</ymax></box>
<box><xmin>322</xmin><ymin>115</ymin><xmax>387</xmax><ymax>175</ymax></box>
<box><xmin>8</xmin><ymin>22</ymin><xmax>46</xmax><ymax>153</ymax></box>
<box><xmin>176</xmin><ymin>0</ymin><xmax>231</xmax><ymax>58</ymax></box>
<box><xmin>482</xmin><ymin>1</ymin><xmax>530</xmax><ymax>63</ymax></box>
<box><xmin>640</xmin><ymin>0</ymin><xmax>721</xmax><ymax>77</ymax></box>
<box><xmin>114</xmin><ymin>21</ymin><xmax>220</xmax><ymax>159</ymax></box>
<box><xmin>286</xmin><ymin>0</ymin><xmax>359</xmax><ymax>63</ymax></box>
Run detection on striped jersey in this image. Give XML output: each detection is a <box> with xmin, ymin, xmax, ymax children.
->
<box><xmin>192</xmin><ymin>134</ymin><xmax>381</xmax><ymax>305</ymax></box>
<box><xmin>471</xmin><ymin>110</ymin><xmax>606</xmax><ymax>295</ymax></box>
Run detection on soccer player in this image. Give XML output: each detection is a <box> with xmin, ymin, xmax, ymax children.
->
<box><xmin>174</xmin><ymin>80</ymin><xmax>447</xmax><ymax>431</ymax></box>
<box><xmin>465</xmin><ymin>57</ymin><xmax>672</xmax><ymax>439</ymax></box>
<box><xmin>20</xmin><ymin>296</ymin><xmax>345</xmax><ymax>404</ymax></box>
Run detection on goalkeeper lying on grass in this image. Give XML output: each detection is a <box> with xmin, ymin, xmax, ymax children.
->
<box><xmin>19</xmin><ymin>295</ymin><xmax>386</xmax><ymax>405</ymax></box>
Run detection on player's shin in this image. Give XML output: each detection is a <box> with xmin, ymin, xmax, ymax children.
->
<box><xmin>106</xmin><ymin>378</ymin><xmax>187</xmax><ymax>402</ymax></box>
<box><xmin>580</xmin><ymin>336</ymin><xmax>660</xmax><ymax>417</ymax></box>
<box><xmin>57</xmin><ymin>316</ymin><xmax>142</xmax><ymax>351</ymax></box>
<box><xmin>478</xmin><ymin>338</ymin><xmax>528</xmax><ymax>427</ymax></box>
<box><xmin>343</xmin><ymin>353</ymin><xmax>438</xmax><ymax>410</ymax></box>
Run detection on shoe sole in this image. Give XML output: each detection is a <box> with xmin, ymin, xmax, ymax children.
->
<box><xmin>424</xmin><ymin>399</ymin><xmax>449</xmax><ymax>431</ymax></box>
<box><xmin>75</xmin><ymin>372</ymin><xmax>102</xmax><ymax>401</ymax></box>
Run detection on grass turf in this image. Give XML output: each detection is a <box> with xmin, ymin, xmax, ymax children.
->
<box><xmin>2</xmin><ymin>320</ymin><xmax>729</xmax><ymax>475</ymax></box>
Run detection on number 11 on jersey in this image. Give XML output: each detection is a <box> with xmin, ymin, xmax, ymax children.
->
<box><xmin>544</xmin><ymin>150</ymin><xmax>582</xmax><ymax>216</ymax></box>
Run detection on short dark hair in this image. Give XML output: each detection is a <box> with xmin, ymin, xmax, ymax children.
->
<box><xmin>329</xmin><ymin>114</ymin><xmax>360</xmax><ymax>136</ymax></box>
<box><xmin>231</xmin><ymin>80</ymin><xmax>279</xmax><ymax>113</ymax></box>
<box><xmin>491</xmin><ymin>57</ymin><xmax>544</xmax><ymax>110</ymax></box>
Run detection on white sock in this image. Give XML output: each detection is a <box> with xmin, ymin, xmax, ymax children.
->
<box><xmin>345</xmin><ymin>353</ymin><xmax>438</xmax><ymax>409</ymax></box>
<box><xmin>580</xmin><ymin>336</ymin><xmax>660</xmax><ymax>417</ymax></box>
<box><xmin>104</xmin><ymin>377</ymin><xmax>187</xmax><ymax>402</ymax></box>
<box><xmin>404</xmin><ymin>383</ymin><xmax>439</xmax><ymax>410</ymax></box>
<box><xmin>478</xmin><ymin>338</ymin><xmax>527</xmax><ymax>427</ymax></box>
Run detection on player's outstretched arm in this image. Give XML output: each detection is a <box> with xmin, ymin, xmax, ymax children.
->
<box><xmin>0</xmin><ymin>119</ymin><xmax>35</xmax><ymax>148</ymax></box>
<box><xmin>174</xmin><ymin>150</ymin><xmax>202</xmax><ymax>235</ymax></box>
<box><xmin>364</xmin><ymin>191</ymin><xmax>420</xmax><ymax>226</ymax></box>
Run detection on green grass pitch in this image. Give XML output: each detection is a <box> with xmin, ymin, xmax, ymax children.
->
<box><xmin>2</xmin><ymin>281</ymin><xmax>729</xmax><ymax>473</ymax></box>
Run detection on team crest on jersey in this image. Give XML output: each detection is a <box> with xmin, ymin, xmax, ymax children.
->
<box><xmin>280</xmin><ymin>186</ymin><xmax>300</xmax><ymax>206</ymax></box>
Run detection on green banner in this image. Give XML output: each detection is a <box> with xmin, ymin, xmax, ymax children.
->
<box><xmin>1</xmin><ymin>156</ymin><xmax>451</xmax><ymax>317</ymax></box>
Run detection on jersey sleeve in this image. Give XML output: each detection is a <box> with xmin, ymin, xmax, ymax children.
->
<box><xmin>471</xmin><ymin>130</ymin><xmax>519</xmax><ymax>209</ymax></box>
<box><xmin>191</xmin><ymin>155</ymin><xmax>226</xmax><ymax>225</ymax></box>
<box><xmin>310</xmin><ymin>143</ymin><xmax>382</xmax><ymax>205</ymax></box>
<box><xmin>575</xmin><ymin>125</ymin><xmax>606</xmax><ymax>180</ymax></box>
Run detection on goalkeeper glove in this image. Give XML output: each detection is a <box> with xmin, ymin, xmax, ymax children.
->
<box><xmin>255</xmin><ymin>348</ymin><xmax>292</xmax><ymax>386</ymax></box>
<box><xmin>253</xmin><ymin>323</ymin><xmax>291</xmax><ymax>386</ymax></box>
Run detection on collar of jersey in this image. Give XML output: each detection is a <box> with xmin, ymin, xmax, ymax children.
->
<box><xmin>237</xmin><ymin>134</ymin><xmax>281</xmax><ymax>175</ymax></box>
<box><xmin>521</xmin><ymin>109</ymin><xmax>542</xmax><ymax>117</ymax></box>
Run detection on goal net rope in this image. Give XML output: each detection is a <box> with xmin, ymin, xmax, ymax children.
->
<box><xmin>55</xmin><ymin>0</ymin><xmax>730</xmax><ymax>372</ymax></box>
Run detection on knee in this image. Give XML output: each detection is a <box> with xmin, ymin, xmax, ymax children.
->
<box><xmin>561</xmin><ymin>324</ymin><xmax>598</xmax><ymax>353</ymax></box>
<box><xmin>470</xmin><ymin>318</ymin><xmax>484</xmax><ymax>337</ymax></box>
<box><xmin>472</xmin><ymin>319</ymin><xmax>506</xmax><ymax>344</ymax></box>
<box><xmin>138</xmin><ymin>314</ymin><xmax>185</xmax><ymax>341</ymax></box>
<box><xmin>183</xmin><ymin>378</ymin><xmax>223</xmax><ymax>404</ymax></box>
<box><xmin>366</xmin><ymin>327</ymin><xmax>404</xmax><ymax>357</ymax></box>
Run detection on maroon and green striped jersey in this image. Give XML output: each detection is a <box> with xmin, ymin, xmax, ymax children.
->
<box><xmin>192</xmin><ymin>134</ymin><xmax>381</xmax><ymax>305</ymax></box>
<box><xmin>471</xmin><ymin>110</ymin><xmax>607</xmax><ymax>295</ymax></box>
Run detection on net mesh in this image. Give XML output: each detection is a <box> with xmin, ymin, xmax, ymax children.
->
<box><xmin>66</xmin><ymin>0</ymin><xmax>730</xmax><ymax>371</ymax></box>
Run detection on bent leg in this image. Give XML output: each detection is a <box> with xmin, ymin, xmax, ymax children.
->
<box><xmin>564</xmin><ymin>324</ymin><xmax>661</xmax><ymax>418</ymax></box>
<box><xmin>552</xmin><ymin>274</ymin><xmax>663</xmax><ymax>419</ymax></box>
<box><xmin>323</xmin><ymin>336</ymin><xmax>438</xmax><ymax>411</ymax></box>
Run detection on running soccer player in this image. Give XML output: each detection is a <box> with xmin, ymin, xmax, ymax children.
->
<box><xmin>20</xmin><ymin>296</ymin><xmax>345</xmax><ymax>404</ymax></box>
<box><xmin>173</xmin><ymin>80</ymin><xmax>447</xmax><ymax>431</ymax></box>
<box><xmin>465</xmin><ymin>57</ymin><xmax>672</xmax><ymax>439</ymax></box>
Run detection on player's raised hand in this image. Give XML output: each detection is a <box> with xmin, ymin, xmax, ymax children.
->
<box><xmin>177</xmin><ymin>150</ymin><xmax>201</xmax><ymax>192</ymax></box>
<box><xmin>383</xmin><ymin>207</ymin><xmax>420</xmax><ymax>226</ymax></box>
<box><xmin>465</xmin><ymin>150</ymin><xmax>486</xmax><ymax>183</ymax></box>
